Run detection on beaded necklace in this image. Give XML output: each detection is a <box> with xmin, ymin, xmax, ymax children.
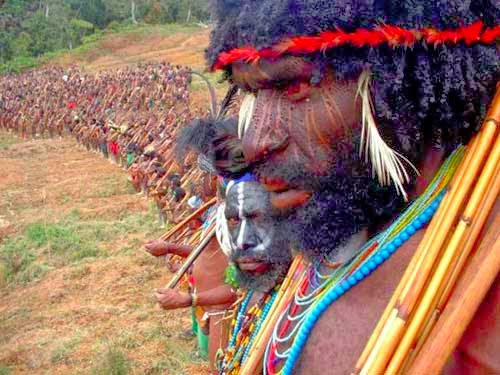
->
<box><xmin>219</xmin><ymin>286</ymin><xmax>279</xmax><ymax>375</ymax></box>
<box><xmin>263</xmin><ymin>147</ymin><xmax>464</xmax><ymax>375</ymax></box>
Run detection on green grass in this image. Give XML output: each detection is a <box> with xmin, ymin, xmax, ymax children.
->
<box><xmin>189</xmin><ymin>70</ymin><xmax>228</xmax><ymax>93</ymax></box>
<box><xmin>0</xmin><ymin>132</ymin><xmax>21</xmax><ymax>150</ymax></box>
<box><xmin>91</xmin><ymin>346</ymin><xmax>131</xmax><ymax>375</ymax></box>
<box><xmin>55</xmin><ymin>22</ymin><xmax>200</xmax><ymax>64</ymax></box>
<box><xmin>0</xmin><ymin>204</ymin><xmax>163</xmax><ymax>285</ymax></box>
<box><xmin>141</xmin><ymin>323</ymin><xmax>204</xmax><ymax>375</ymax></box>
<box><xmin>0</xmin><ymin>365</ymin><xmax>10</xmax><ymax>375</ymax></box>
<box><xmin>50</xmin><ymin>332</ymin><xmax>84</xmax><ymax>364</ymax></box>
<box><xmin>96</xmin><ymin>179</ymin><xmax>137</xmax><ymax>198</ymax></box>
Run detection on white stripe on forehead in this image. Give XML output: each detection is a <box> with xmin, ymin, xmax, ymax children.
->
<box><xmin>238</xmin><ymin>93</ymin><xmax>256</xmax><ymax>139</ymax></box>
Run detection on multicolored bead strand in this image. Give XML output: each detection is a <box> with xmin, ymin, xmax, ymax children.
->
<box><xmin>263</xmin><ymin>147</ymin><xmax>463</xmax><ymax>375</ymax></box>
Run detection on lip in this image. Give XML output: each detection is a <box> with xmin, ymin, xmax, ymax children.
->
<box><xmin>261</xmin><ymin>177</ymin><xmax>289</xmax><ymax>192</ymax></box>
<box><xmin>270</xmin><ymin>189</ymin><xmax>311</xmax><ymax>210</ymax></box>
<box><xmin>236</xmin><ymin>257</ymin><xmax>270</xmax><ymax>273</ymax></box>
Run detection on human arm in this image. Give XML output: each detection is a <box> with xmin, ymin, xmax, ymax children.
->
<box><xmin>144</xmin><ymin>239</ymin><xmax>193</xmax><ymax>258</ymax></box>
<box><xmin>155</xmin><ymin>285</ymin><xmax>236</xmax><ymax>310</ymax></box>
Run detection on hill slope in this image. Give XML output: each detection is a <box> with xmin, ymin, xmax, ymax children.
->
<box><xmin>0</xmin><ymin>25</ymin><xmax>221</xmax><ymax>374</ymax></box>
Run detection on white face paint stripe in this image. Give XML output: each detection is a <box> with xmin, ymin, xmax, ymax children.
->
<box><xmin>236</xmin><ymin>183</ymin><xmax>247</xmax><ymax>249</ymax></box>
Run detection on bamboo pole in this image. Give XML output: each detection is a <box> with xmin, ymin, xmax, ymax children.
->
<box><xmin>407</xmin><ymin>216</ymin><xmax>499</xmax><ymax>374</ymax></box>
<box><xmin>359</xmin><ymin>138</ymin><xmax>475</xmax><ymax>375</ymax></box>
<box><xmin>161</xmin><ymin>197</ymin><xmax>216</xmax><ymax>241</ymax></box>
<box><xmin>240</xmin><ymin>255</ymin><xmax>308</xmax><ymax>375</ymax></box>
<box><xmin>359</xmin><ymin>87</ymin><xmax>500</xmax><ymax>374</ymax></box>
<box><xmin>354</xmin><ymin>139</ymin><xmax>475</xmax><ymax>373</ymax></box>
<box><xmin>387</xmin><ymin>132</ymin><xmax>500</xmax><ymax>374</ymax></box>
<box><xmin>166</xmin><ymin>225</ymin><xmax>216</xmax><ymax>289</ymax></box>
<box><xmin>436</xmin><ymin>158</ymin><xmax>500</xmax><ymax>311</ymax></box>
<box><xmin>403</xmin><ymin>158</ymin><xmax>500</xmax><ymax>371</ymax></box>
<box><xmin>385</xmin><ymin>129</ymin><xmax>499</xmax><ymax>374</ymax></box>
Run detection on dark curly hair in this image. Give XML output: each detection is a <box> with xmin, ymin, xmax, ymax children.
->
<box><xmin>206</xmin><ymin>0</ymin><xmax>499</xmax><ymax>161</ymax></box>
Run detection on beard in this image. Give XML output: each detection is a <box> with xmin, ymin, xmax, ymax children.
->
<box><xmin>230</xmin><ymin>217</ymin><xmax>293</xmax><ymax>293</ymax></box>
<box><xmin>253</xmin><ymin>151</ymin><xmax>406</xmax><ymax>261</ymax></box>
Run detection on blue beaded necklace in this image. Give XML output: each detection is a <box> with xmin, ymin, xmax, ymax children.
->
<box><xmin>219</xmin><ymin>287</ymin><xmax>279</xmax><ymax>375</ymax></box>
<box><xmin>263</xmin><ymin>147</ymin><xmax>464</xmax><ymax>375</ymax></box>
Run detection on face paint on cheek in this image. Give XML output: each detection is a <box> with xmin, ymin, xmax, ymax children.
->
<box><xmin>221</xmin><ymin>180</ymin><xmax>293</xmax><ymax>291</ymax></box>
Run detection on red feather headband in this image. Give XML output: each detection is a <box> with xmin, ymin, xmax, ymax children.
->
<box><xmin>212</xmin><ymin>20</ymin><xmax>500</xmax><ymax>71</ymax></box>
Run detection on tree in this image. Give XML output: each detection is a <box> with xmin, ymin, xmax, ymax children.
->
<box><xmin>13</xmin><ymin>31</ymin><xmax>31</xmax><ymax>56</ymax></box>
<box><xmin>65</xmin><ymin>0</ymin><xmax>108</xmax><ymax>28</ymax></box>
<box><xmin>0</xmin><ymin>31</ymin><xmax>14</xmax><ymax>63</ymax></box>
<box><xmin>68</xmin><ymin>18</ymin><xmax>94</xmax><ymax>49</ymax></box>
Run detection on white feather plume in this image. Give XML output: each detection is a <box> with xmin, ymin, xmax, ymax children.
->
<box><xmin>216</xmin><ymin>202</ymin><xmax>232</xmax><ymax>257</ymax></box>
<box><xmin>356</xmin><ymin>70</ymin><xmax>418</xmax><ymax>201</ymax></box>
<box><xmin>238</xmin><ymin>93</ymin><xmax>256</xmax><ymax>139</ymax></box>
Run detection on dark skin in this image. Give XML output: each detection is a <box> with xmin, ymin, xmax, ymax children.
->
<box><xmin>145</xmin><ymin>239</ymin><xmax>235</xmax><ymax>310</ymax></box>
<box><xmin>227</xmin><ymin>56</ymin><xmax>499</xmax><ymax>374</ymax></box>
<box><xmin>145</xmin><ymin>236</ymin><xmax>235</xmax><ymax>374</ymax></box>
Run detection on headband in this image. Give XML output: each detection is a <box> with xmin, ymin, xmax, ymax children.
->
<box><xmin>213</xmin><ymin>20</ymin><xmax>499</xmax><ymax>70</ymax></box>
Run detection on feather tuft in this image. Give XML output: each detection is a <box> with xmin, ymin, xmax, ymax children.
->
<box><xmin>216</xmin><ymin>203</ymin><xmax>232</xmax><ymax>257</ymax></box>
<box><xmin>238</xmin><ymin>93</ymin><xmax>256</xmax><ymax>139</ymax></box>
<box><xmin>356</xmin><ymin>70</ymin><xmax>419</xmax><ymax>201</ymax></box>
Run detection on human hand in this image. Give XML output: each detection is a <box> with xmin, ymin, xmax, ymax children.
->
<box><xmin>144</xmin><ymin>239</ymin><xmax>170</xmax><ymax>257</ymax></box>
<box><xmin>154</xmin><ymin>288</ymin><xmax>191</xmax><ymax>310</ymax></box>
<box><xmin>165</xmin><ymin>254</ymin><xmax>181</xmax><ymax>273</ymax></box>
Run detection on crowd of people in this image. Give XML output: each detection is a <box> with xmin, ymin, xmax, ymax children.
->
<box><xmin>0</xmin><ymin>62</ymin><xmax>210</xmax><ymax>225</ymax></box>
<box><xmin>0</xmin><ymin>61</ymin><xmax>234</xmax><ymax>374</ymax></box>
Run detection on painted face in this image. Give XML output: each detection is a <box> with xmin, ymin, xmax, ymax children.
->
<box><xmin>233</xmin><ymin>57</ymin><xmax>360</xmax><ymax>189</ymax></box>
<box><xmin>221</xmin><ymin>180</ymin><xmax>292</xmax><ymax>291</ymax></box>
<box><xmin>229</xmin><ymin>57</ymin><xmax>403</xmax><ymax>261</ymax></box>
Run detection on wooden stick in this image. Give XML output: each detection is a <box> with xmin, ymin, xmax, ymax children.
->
<box><xmin>161</xmin><ymin>197</ymin><xmax>216</xmax><ymax>241</ymax></box>
<box><xmin>386</xmin><ymin>129</ymin><xmax>499</xmax><ymax>374</ymax></box>
<box><xmin>166</xmin><ymin>225</ymin><xmax>216</xmax><ymax>289</ymax></box>
<box><xmin>354</xmin><ymin>143</ymin><xmax>471</xmax><ymax>372</ymax></box>
<box><xmin>359</xmin><ymin>87</ymin><xmax>500</xmax><ymax>374</ymax></box>
<box><xmin>407</xmin><ymin>214</ymin><xmax>499</xmax><ymax>374</ymax></box>
<box><xmin>399</xmin><ymin>136</ymin><xmax>500</xmax><ymax>373</ymax></box>
<box><xmin>359</xmin><ymin>139</ymin><xmax>474</xmax><ymax>375</ymax></box>
<box><xmin>403</xmin><ymin>160</ymin><xmax>498</xmax><ymax>371</ymax></box>
<box><xmin>437</xmin><ymin>158</ymin><xmax>500</xmax><ymax>311</ymax></box>
<box><xmin>240</xmin><ymin>255</ymin><xmax>307</xmax><ymax>375</ymax></box>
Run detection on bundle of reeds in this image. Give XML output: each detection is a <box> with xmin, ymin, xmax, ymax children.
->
<box><xmin>355</xmin><ymin>85</ymin><xmax>500</xmax><ymax>374</ymax></box>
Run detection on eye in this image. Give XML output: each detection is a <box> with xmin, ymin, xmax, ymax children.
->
<box><xmin>284</xmin><ymin>81</ymin><xmax>311</xmax><ymax>102</ymax></box>
<box><xmin>227</xmin><ymin>217</ymin><xmax>240</xmax><ymax>227</ymax></box>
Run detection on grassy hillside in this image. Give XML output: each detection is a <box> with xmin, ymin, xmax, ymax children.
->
<box><xmin>0</xmin><ymin>133</ymin><xmax>209</xmax><ymax>375</ymax></box>
<box><xmin>0</xmin><ymin>23</ymin><xmax>231</xmax><ymax>374</ymax></box>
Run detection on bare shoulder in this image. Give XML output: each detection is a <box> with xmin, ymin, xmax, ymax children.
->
<box><xmin>294</xmin><ymin>231</ymin><xmax>423</xmax><ymax>374</ymax></box>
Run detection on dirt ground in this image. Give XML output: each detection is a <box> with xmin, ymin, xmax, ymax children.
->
<box><xmin>0</xmin><ymin>25</ymin><xmax>227</xmax><ymax>375</ymax></box>
<box><xmin>0</xmin><ymin>132</ymin><xmax>209</xmax><ymax>374</ymax></box>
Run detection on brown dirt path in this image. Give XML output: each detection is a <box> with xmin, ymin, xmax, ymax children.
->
<box><xmin>0</xmin><ymin>132</ymin><xmax>209</xmax><ymax>374</ymax></box>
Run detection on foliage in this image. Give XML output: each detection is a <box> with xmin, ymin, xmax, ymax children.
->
<box><xmin>0</xmin><ymin>0</ymin><xmax>210</xmax><ymax>73</ymax></box>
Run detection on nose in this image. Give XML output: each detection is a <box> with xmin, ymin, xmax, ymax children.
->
<box><xmin>236</xmin><ymin>219</ymin><xmax>258</xmax><ymax>251</ymax></box>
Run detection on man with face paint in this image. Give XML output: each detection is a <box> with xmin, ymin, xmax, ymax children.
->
<box><xmin>220</xmin><ymin>175</ymin><xmax>293</xmax><ymax>292</ymax></box>
<box><xmin>178</xmin><ymin>1</ymin><xmax>500</xmax><ymax>374</ymax></box>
